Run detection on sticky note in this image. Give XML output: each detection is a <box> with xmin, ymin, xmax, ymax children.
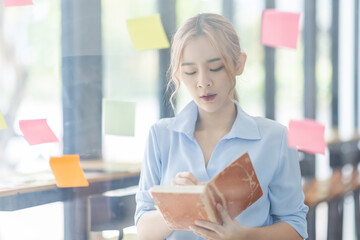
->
<box><xmin>0</xmin><ymin>112</ymin><xmax>7</xmax><ymax>130</ymax></box>
<box><xmin>261</xmin><ymin>9</ymin><xmax>301</xmax><ymax>49</ymax></box>
<box><xmin>50</xmin><ymin>155</ymin><xmax>89</xmax><ymax>188</ymax></box>
<box><xmin>287</xmin><ymin>119</ymin><xmax>326</xmax><ymax>155</ymax></box>
<box><xmin>19</xmin><ymin>119</ymin><xmax>59</xmax><ymax>145</ymax></box>
<box><xmin>126</xmin><ymin>14</ymin><xmax>170</xmax><ymax>51</ymax></box>
<box><xmin>103</xmin><ymin>99</ymin><xmax>136</xmax><ymax>136</ymax></box>
<box><xmin>1</xmin><ymin>0</ymin><xmax>33</xmax><ymax>7</ymax></box>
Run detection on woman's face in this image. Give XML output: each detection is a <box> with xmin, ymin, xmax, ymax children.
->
<box><xmin>179</xmin><ymin>35</ymin><xmax>241</xmax><ymax>114</ymax></box>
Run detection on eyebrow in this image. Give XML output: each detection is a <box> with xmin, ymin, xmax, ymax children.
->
<box><xmin>181</xmin><ymin>57</ymin><xmax>221</xmax><ymax>66</ymax></box>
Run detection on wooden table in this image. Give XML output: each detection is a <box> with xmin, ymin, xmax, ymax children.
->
<box><xmin>0</xmin><ymin>161</ymin><xmax>141</xmax><ymax>240</ymax></box>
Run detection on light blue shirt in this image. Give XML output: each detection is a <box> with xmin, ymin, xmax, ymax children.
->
<box><xmin>135</xmin><ymin>101</ymin><xmax>308</xmax><ymax>239</ymax></box>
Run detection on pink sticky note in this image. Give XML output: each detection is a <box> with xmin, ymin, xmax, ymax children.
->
<box><xmin>19</xmin><ymin>119</ymin><xmax>59</xmax><ymax>145</ymax></box>
<box><xmin>287</xmin><ymin>119</ymin><xmax>326</xmax><ymax>155</ymax></box>
<box><xmin>2</xmin><ymin>0</ymin><xmax>33</xmax><ymax>7</ymax></box>
<box><xmin>261</xmin><ymin>9</ymin><xmax>301</xmax><ymax>49</ymax></box>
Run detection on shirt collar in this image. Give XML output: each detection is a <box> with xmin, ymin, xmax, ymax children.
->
<box><xmin>168</xmin><ymin>101</ymin><xmax>198</xmax><ymax>140</ymax></box>
<box><xmin>225</xmin><ymin>101</ymin><xmax>262</xmax><ymax>140</ymax></box>
<box><xmin>168</xmin><ymin>101</ymin><xmax>261</xmax><ymax>141</ymax></box>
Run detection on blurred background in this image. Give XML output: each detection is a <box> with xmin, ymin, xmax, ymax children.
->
<box><xmin>0</xmin><ymin>0</ymin><xmax>359</xmax><ymax>239</ymax></box>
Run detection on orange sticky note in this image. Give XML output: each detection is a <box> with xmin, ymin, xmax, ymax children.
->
<box><xmin>1</xmin><ymin>0</ymin><xmax>33</xmax><ymax>7</ymax></box>
<box><xmin>261</xmin><ymin>9</ymin><xmax>301</xmax><ymax>49</ymax></box>
<box><xmin>287</xmin><ymin>119</ymin><xmax>326</xmax><ymax>155</ymax></box>
<box><xmin>50</xmin><ymin>155</ymin><xmax>89</xmax><ymax>188</ymax></box>
<box><xmin>19</xmin><ymin>119</ymin><xmax>59</xmax><ymax>145</ymax></box>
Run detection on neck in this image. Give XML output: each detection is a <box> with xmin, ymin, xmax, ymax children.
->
<box><xmin>196</xmin><ymin>102</ymin><xmax>237</xmax><ymax>132</ymax></box>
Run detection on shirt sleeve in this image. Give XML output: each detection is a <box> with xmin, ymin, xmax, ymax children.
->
<box><xmin>134</xmin><ymin>125</ymin><xmax>162</xmax><ymax>225</ymax></box>
<box><xmin>268</xmin><ymin>128</ymin><xmax>309</xmax><ymax>239</ymax></box>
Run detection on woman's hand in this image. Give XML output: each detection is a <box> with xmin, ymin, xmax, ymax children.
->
<box><xmin>171</xmin><ymin>172</ymin><xmax>202</xmax><ymax>186</ymax></box>
<box><xmin>190</xmin><ymin>204</ymin><xmax>250</xmax><ymax>240</ymax></box>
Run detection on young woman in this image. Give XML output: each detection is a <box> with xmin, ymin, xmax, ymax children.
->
<box><xmin>135</xmin><ymin>13</ymin><xmax>308</xmax><ymax>240</ymax></box>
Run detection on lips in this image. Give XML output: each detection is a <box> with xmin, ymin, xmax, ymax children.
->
<box><xmin>200</xmin><ymin>94</ymin><xmax>217</xmax><ymax>102</ymax></box>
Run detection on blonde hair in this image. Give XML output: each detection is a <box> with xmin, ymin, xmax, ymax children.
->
<box><xmin>167</xmin><ymin>13</ymin><xmax>243</xmax><ymax>111</ymax></box>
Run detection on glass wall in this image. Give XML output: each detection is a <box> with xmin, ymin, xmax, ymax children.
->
<box><xmin>0</xmin><ymin>2</ymin><xmax>63</xmax><ymax>239</ymax></box>
<box><xmin>0</xmin><ymin>0</ymin><xmax>358</xmax><ymax>239</ymax></box>
<box><xmin>0</xmin><ymin>0</ymin><xmax>61</xmax><ymax>174</ymax></box>
<box><xmin>101</xmin><ymin>0</ymin><xmax>159</xmax><ymax>162</ymax></box>
<box><xmin>234</xmin><ymin>0</ymin><xmax>265</xmax><ymax>117</ymax></box>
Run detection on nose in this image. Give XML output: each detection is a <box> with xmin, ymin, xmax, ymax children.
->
<box><xmin>197</xmin><ymin>69</ymin><xmax>213</xmax><ymax>88</ymax></box>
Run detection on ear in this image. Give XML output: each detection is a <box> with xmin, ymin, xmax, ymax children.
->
<box><xmin>235</xmin><ymin>53</ymin><xmax>247</xmax><ymax>76</ymax></box>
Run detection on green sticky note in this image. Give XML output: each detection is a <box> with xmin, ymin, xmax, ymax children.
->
<box><xmin>103</xmin><ymin>99</ymin><xmax>136</xmax><ymax>136</ymax></box>
<box><xmin>126</xmin><ymin>14</ymin><xmax>170</xmax><ymax>51</ymax></box>
<box><xmin>0</xmin><ymin>112</ymin><xmax>7</xmax><ymax>130</ymax></box>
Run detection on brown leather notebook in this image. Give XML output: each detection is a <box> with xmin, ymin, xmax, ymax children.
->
<box><xmin>150</xmin><ymin>152</ymin><xmax>263</xmax><ymax>230</ymax></box>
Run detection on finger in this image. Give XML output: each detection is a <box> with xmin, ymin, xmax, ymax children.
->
<box><xmin>171</xmin><ymin>177</ymin><xmax>197</xmax><ymax>186</ymax></box>
<box><xmin>194</xmin><ymin>220</ymin><xmax>224</xmax><ymax>236</ymax></box>
<box><xmin>190</xmin><ymin>224</ymin><xmax>219</xmax><ymax>240</ymax></box>
<box><xmin>216</xmin><ymin>203</ymin><xmax>232</xmax><ymax>223</ymax></box>
<box><xmin>172</xmin><ymin>172</ymin><xmax>199</xmax><ymax>185</ymax></box>
<box><xmin>178</xmin><ymin>172</ymin><xmax>200</xmax><ymax>184</ymax></box>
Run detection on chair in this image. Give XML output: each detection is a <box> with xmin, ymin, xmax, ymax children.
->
<box><xmin>303</xmin><ymin>138</ymin><xmax>360</xmax><ymax>240</ymax></box>
<box><xmin>89</xmin><ymin>187</ymin><xmax>138</xmax><ymax>240</ymax></box>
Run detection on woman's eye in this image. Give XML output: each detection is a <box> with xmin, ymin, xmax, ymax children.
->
<box><xmin>185</xmin><ymin>71</ymin><xmax>196</xmax><ymax>75</ymax></box>
<box><xmin>210</xmin><ymin>66</ymin><xmax>224</xmax><ymax>72</ymax></box>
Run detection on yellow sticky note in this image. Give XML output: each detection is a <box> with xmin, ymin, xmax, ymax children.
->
<box><xmin>126</xmin><ymin>14</ymin><xmax>170</xmax><ymax>51</ymax></box>
<box><xmin>50</xmin><ymin>155</ymin><xmax>89</xmax><ymax>188</ymax></box>
<box><xmin>103</xmin><ymin>99</ymin><xmax>136</xmax><ymax>136</ymax></box>
<box><xmin>0</xmin><ymin>112</ymin><xmax>7</xmax><ymax>130</ymax></box>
